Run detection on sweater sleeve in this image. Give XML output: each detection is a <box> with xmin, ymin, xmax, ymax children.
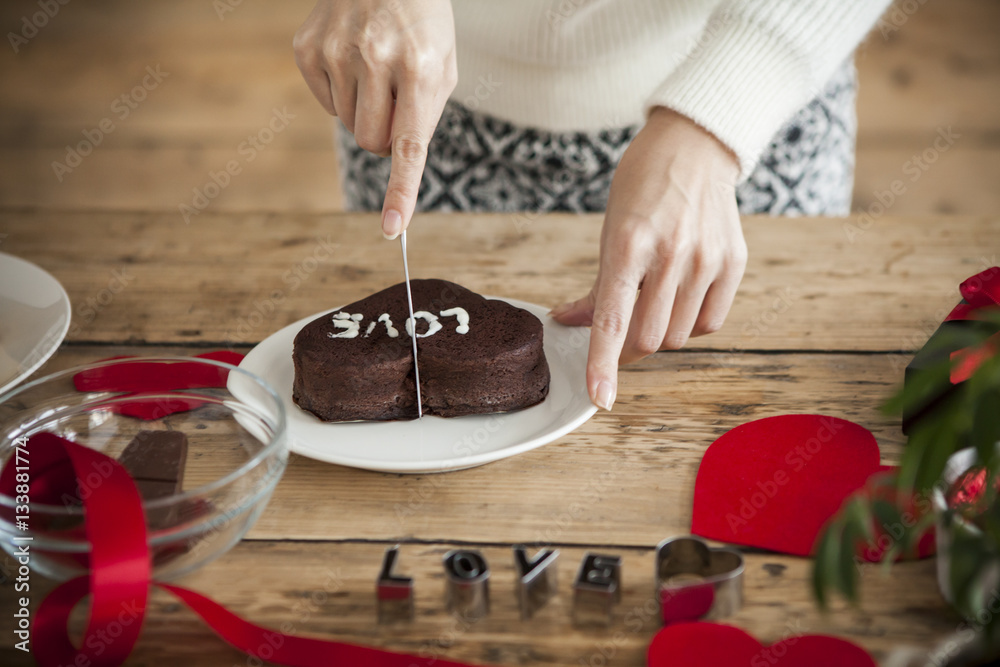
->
<box><xmin>644</xmin><ymin>0</ymin><xmax>892</xmax><ymax>179</ymax></box>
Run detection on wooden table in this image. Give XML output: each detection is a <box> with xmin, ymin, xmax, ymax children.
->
<box><xmin>2</xmin><ymin>209</ymin><xmax>995</xmax><ymax>666</ymax></box>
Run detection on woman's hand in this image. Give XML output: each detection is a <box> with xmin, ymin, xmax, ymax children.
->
<box><xmin>550</xmin><ymin>107</ymin><xmax>747</xmax><ymax>411</ymax></box>
<box><xmin>294</xmin><ymin>0</ymin><xmax>457</xmax><ymax>239</ymax></box>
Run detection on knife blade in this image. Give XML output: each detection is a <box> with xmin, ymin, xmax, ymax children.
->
<box><xmin>400</xmin><ymin>231</ymin><xmax>423</xmax><ymax>418</ymax></box>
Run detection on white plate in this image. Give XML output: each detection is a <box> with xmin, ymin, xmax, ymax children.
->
<box><xmin>0</xmin><ymin>252</ymin><xmax>71</xmax><ymax>395</ymax></box>
<box><xmin>239</xmin><ymin>297</ymin><xmax>596</xmax><ymax>473</ymax></box>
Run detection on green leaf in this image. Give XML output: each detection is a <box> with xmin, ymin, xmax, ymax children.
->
<box><xmin>883</xmin><ymin>356</ymin><xmax>951</xmax><ymax>418</ymax></box>
<box><xmin>897</xmin><ymin>420</ymin><xmax>939</xmax><ymax>492</ymax></box>
<box><xmin>880</xmin><ymin>544</ymin><xmax>902</xmax><ymax>574</ymax></box>
<box><xmin>813</xmin><ymin>521</ymin><xmax>842</xmax><ymax>608</ymax></box>
<box><xmin>838</xmin><ymin>520</ymin><xmax>861</xmax><ymax>603</ymax></box>
<box><xmin>883</xmin><ymin>316</ymin><xmax>999</xmax><ymax>422</ymax></box>
<box><xmin>870</xmin><ymin>499</ymin><xmax>905</xmax><ymax>562</ymax></box>
<box><xmin>871</xmin><ymin>499</ymin><xmax>902</xmax><ymax>538</ymax></box>
<box><xmin>834</xmin><ymin>306</ymin><xmax>1000</xmax><ymax>627</ymax></box>
<box><xmin>908</xmin><ymin>511</ymin><xmax>938</xmax><ymax>555</ymax></box>
<box><xmin>973</xmin><ymin>386</ymin><xmax>1000</xmax><ymax>467</ymax></box>
<box><xmin>917</xmin><ymin>422</ymin><xmax>961</xmax><ymax>493</ymax></box>
<box><xmin>950</xmin><ymin>524</ymin><xmax>991</xmax><ymax>618</ymax></box>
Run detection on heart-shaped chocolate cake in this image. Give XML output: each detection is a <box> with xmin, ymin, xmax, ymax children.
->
<box><xmin>292</xmin><ymin>279</ymin><xmax>550</xmax><ymax>421</ymax></box>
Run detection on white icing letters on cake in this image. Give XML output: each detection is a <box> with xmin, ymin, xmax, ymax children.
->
<box><xmin>330</xmin><ymin>308</ymin><xmax>471</xmax><ymax>340</ymax></box>
<box><xmin>378</xmin><ymin>313</ymin><xmax>400</xmax><ymax>338</ymax></box>
<box><xmin>440</xmin><ymin>307</ymin><xmax>470</xmax><ymax>334</ymax></box>
<box><xmin>327</xmin><ymin>312</ymin><xmax>363</xmax><ymax>338</ymax></box>
<box><xmin>406</xmin><ymin>311</ymin><xmax>442</xmax><ymax>338</ymax></box>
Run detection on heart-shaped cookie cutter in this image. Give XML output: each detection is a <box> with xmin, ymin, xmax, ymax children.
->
<box><xmin>655</xmin><ymin>536</ymin><xmax>744</xmax><ymax>624</ymax></box>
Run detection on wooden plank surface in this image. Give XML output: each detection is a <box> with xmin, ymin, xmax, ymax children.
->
<box><xmin>0</xmin><ymin>208</ymin><xmax>987</xmax><ymax>665</ymax></box>
<box><xmin>0</xmin><ymin>147</ymin><xmax>342</xmax><ymax>212</ymax></box>
<box><xmin>24</xmin><ymin>345</ymin><xmax>909</xmax><ymax>546</ymax></box>
<box><xmin>3</xmin><ymin>0</ymin><xmax>998</xmax><ymax>659</ymax></box>
<box><xmin>853</xmin><ymin>145</ymin><xmax>1000</xmax><ymax>216</ymax></box>
<box><xmin>1</xmin><ymin>0</ymin><xmax>998</xmax><ymax>215</ymax></box>
<box><xmin>0</xmin><ymin>0</ymin><xmax>344</xmax><ymax>211</ymax></box>
<box><xmin>1</xmin><ymin>0</ymin><xmax>994</xmax><ymax>142</ymax></box>
<box><xmin>1</xmin><ymin>210</ymin><xmax>996</xmax><ymax>352</ymax></box>
<box><xmin>0</xmin><ymin>542</ymin><xmax>957</xmax><ymax>667</ymax></box>
<box><xmin>855</xmin><ymin>0</ymin><xmax>1000</xmax><ymax>138</ymax></box>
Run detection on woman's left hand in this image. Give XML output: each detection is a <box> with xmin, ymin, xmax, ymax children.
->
<box><xmin>550</xmin><ymin>107</ymin><xmax>747</xmax><ymax>412</ymax></box>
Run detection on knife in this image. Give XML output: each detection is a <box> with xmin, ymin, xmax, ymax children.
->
<box><xmin>400</xmin><ymin>231</ymin><xmax>423</xmax><ymax>418</ymax></box>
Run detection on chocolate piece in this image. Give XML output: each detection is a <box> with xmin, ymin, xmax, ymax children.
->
<box><xmin>292</xmin><ymin>279</ymin><xmax>550</xmax><ymax>421</ymax></box>
<box><xmin>118</xmin><ymin>430</ymin><xmax>188</xmax><ymax>501</ymax></box>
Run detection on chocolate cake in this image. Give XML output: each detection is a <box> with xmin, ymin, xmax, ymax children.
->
<box><xmin>292</xmin><ymin>279</ymin><xmax>550</xmax><ymax>421</ymax></box>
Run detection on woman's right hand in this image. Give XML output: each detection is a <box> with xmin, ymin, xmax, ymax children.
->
<box><xmin>294</xmin><ymin>0</ymin><xmax>457</xmax><ymax>239</ymax></box>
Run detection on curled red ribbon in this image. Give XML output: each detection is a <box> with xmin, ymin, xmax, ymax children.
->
<box><xmin>1</xmin><ymin>433</ymin><xmax>480</xmax><ymax>667</ymax></box>
<box><xmin>942</xmin><ymin>267</ymin><xmax>1000</xmax><ymax>384</ymax></box>
<box><xmin>944</xmin><ymin>266</ymin><xmax>1000</xmax><ymax>322</ymax></box>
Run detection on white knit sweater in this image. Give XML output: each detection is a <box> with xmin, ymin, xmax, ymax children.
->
<box><xmin>450</xmin><ymin>0</ymin><xmax>891</xmax><ymax>177</ymax></box>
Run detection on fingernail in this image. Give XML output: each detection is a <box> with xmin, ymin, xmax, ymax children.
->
<box><xmin>548</xmin><ymin>302</ymin><xmax>573</xmax><ymax>317</ymax></box>
<box><xmin>382</xmin><ymin>209</ymin><xmax>402</xmax><ymax>240</ymax></box>
<box><xmin>594</xmin><ymin>381</ymin><xmax>616</xmax><ymax>411</ymax></box>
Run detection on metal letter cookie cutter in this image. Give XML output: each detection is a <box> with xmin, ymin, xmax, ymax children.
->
<box><xmin>513</xmin><ymin>546</ymin><xmax>559</xmax><ymax>620</ymax></box>
<box><xmin>376</xmin><ymin>546</ymin><xmax>414</xmax><ymax>624</ymax></box>
<box><xmin>655</xmin><ymin>536</ymin><xmax>744</xmax><ymax>624</ymax></box>
<box><xmin>443</xmin><ymin>549</ymin><xmax>490</xmax><ymax>620</ymax></box>
<box><xmin>572</xmin><ymin>552</ymin><xmax>622</xmax><ymax>627</ymax></box>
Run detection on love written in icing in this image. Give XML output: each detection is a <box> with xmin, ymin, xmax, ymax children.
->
<box><xmin>327</xmin><ymin>307</ymin><xmax>470</xmax><ymax>340</ymax></box>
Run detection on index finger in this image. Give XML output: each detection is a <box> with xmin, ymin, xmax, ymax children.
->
<box><xmin>587</xmin><ymin>265</ymin><xmax>639</xmax><ymax>411</ymax></box>
<box><xmin>381</xmin><ymin>84</ymin><xmax>439</xmax><ymax>240</ymax></box>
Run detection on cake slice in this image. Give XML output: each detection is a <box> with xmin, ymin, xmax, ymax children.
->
<box><xmin>292</xmin><ymin>279</ymin><xmax>550</xmax><ymax>421</ymax></box>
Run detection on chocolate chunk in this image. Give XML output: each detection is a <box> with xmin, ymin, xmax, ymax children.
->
<box><xmin>119</xmin><ymin>430</ymin><xmax>188</xmax><ymax>500</ymax></box>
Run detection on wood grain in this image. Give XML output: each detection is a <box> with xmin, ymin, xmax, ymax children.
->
<box><xmin>853</xmin><ymin>144</ymin><xmax>1000</xmax><ymax>216</ymax></box>
<box><xmin>1</xmin><ymin>210</ymin><xmax>996</xmax><ymax>352</ymax></box>
<box><xmin>0</xmin><ymin>541</ymin><xmax>957</xmax><ymax>667</ymax></box>
<box><xmin>26</xmin><ymin>345</ymin><xmax>909</xmax><ymax>546</ymax></box>
<box><xmin>1</xmin><ymin>0</ymin><xmax>996</xmax><ymax>660</ymax></box>
<box><xmin>0</xmin><ymin>205</ymin><xmax>982</xmax><ymax>664</ymax></box>
<box><xmin>0</xmin><ymin>0</ymin><xmax>344</xmax><ymax>211</ymax></box>
<box><xmin>0</xmin><ymin>146</ymin><xmax>342</xmax><ymax>212</ymax></box>
<box><xmin>855</xmin><ymin>0</ymin><xmax>1000</xmax><ymax>138</ymax></box>
<box><xmin>1</xmin><ymin>0</ymin><xmax>997</xmax><ymax>214</ymax></box>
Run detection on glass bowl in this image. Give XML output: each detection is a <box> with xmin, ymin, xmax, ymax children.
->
<box><xmin>0</xmin><ymin>356</ymin><xmax>287</xmax><ymax>581</ymax></box>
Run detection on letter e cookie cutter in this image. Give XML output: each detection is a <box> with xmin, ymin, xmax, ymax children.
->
<box><xmin>572</xmin><ymin>552</ymin><xmax>622</xmax><ymax>627</ymax></box>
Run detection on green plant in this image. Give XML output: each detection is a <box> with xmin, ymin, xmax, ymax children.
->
<box><xmin>813</xmin><ymin>310</ymin><xmax>1000</xmax><ymax>652</ymax></box>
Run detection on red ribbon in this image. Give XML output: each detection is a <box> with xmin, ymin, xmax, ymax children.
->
<box><xmin>72</xmin><ymin>352</ymin><xmax>246</xmax><ymax>420</ymax></box>
<box><xmin>1</xmin><ymin>433</ymin><xmax>480</xmax><ymax>667</ymax></box>
<box><xmin>941</xmin><ymin>267</ymin><xmax>1000</xmax><ymax>384</ymax></box>
<box><xmin>944</xmin><ymin>266</ymin><xmax>1000</xmax><ymax>322</ymax></box>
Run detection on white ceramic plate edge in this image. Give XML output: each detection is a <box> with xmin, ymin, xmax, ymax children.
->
<box><xmin>0</xmin><ymin>253</ymin><xmax>72</xmax><ymax>396</ymax></box>
<box><xmin>239</xmin><ymin>297</ymin><xmax>596</xmax><ymax>473</ymax></box>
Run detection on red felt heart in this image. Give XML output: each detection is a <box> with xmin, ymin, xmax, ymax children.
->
<box><xmin>72</xmin><ymin>351</ymin><xmax>245</xmax><ymax>420</ymax></box>
<box><xmin>691</xmin><ymin>414</ymin><xmax>932</xmax><ymax>558</ymax></box>
<box><xmin>659</xmin><ymin>584</ymin><xmax>714</xmax><ymax>625</ymax></box>
<box><xmin>648</xmin><ymin>623</ymin><xmax>876</xmax><ymax>667</ymax></box>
